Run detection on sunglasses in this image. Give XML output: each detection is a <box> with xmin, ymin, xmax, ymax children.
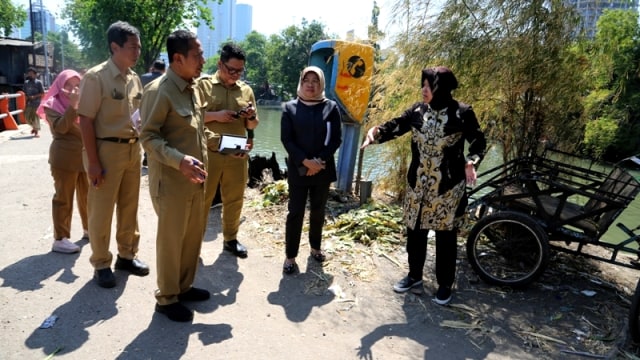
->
<box><xmin>221</xmin><ymin>62</ymin><xmax>244</xmax><ymax>76</ymax></box>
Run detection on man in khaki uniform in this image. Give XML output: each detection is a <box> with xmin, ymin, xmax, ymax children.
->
<box><xmin>199</xmin><ymin>43</ymin><xmax>258</xmax><ymax>259</ymax></box>
<box><xmin>140</xmin><ymin>30</ymin><xmax>214</xmax><ymax>322</ymax></box>
<box><xmin>78</xmin><ymin>21</ymin><xmax>148</xmax><ymax>288</ymax></box>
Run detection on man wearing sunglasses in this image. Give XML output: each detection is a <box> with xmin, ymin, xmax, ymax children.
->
<box><xmin>199</xmin><ymin>43</ymin><xmax>259</xmax><ymax>259</ymax></box>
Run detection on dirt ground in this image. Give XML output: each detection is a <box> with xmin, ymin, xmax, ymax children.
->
<box><xmin>1</xmin><ymin>123</ymin><xmax>640</xmax><ymax>359</ymax></box>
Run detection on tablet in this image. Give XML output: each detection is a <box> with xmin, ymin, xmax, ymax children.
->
<box><xmin>218</xmin><ymin>134</ymin><xmax>250</xmax><ymax>155</ymax></box>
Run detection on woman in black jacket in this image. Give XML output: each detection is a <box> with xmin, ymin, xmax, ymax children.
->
<box><xmin>361</xmin><ymin>66</ymin><xmax>486</xmax><ymax>304</ymax></box>
<box><xmin>280</xmin><ymin>66</ymin><xmax>342</xmax><ymax>274</ymax></box>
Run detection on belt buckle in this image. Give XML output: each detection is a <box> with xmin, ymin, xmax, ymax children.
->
<box><xmin>128</xmin><ymin>138</ymin><xmax>136</xmax><ymax>144</ymax></box>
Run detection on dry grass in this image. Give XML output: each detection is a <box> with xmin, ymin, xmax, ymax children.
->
<box><xmin>241</xmin><ymin>184</ymin><xmax>640</xmax><ymax>359</ymax></box>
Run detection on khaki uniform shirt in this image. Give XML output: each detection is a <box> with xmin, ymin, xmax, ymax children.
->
<box><xmin>198</xmin><ymin>72</ymin><xmax>256</xmax><ymax>140</ymax></box>
<box><xmin>78</xmin><ymin>58</ymin><xmax>143</xmax><ymax>138</ymax></box>
<box><xmin>45</xmin><ymin>107</ymin><xmax>84</xmax><ymax>172</ymax></box>
<box><xmin>140</xmin><ymin>68</ymin><xmax>210</xmax><ymax>195</ymax></box>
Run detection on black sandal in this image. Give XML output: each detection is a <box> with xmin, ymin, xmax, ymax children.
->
<box><xmin>310</xmin><ymin>250</ymin><xmax>326</xmax><ymax>263</ymax></box>
<box><xmin>283</xmin><ymin>261</ymin><xmax>297</xmax><ymax>274</ymax></box>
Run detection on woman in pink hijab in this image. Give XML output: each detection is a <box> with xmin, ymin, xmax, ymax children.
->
<box><xmin>38</xmin><ymin>69</ymin><xmax>88</xmax><ymax>254</ymax></box>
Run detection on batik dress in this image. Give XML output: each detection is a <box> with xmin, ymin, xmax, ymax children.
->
<box><xmin>376</xmin><ymin>101</ymin><xmax>486</xmax><ymax>231</ymax></box>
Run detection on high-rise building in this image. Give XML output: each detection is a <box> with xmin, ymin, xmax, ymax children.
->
<box><xmin>235</xmin><ymin>4</ymin><xmax>253</xmax><ymax>43</ymax></box>
<box><xmin>197</xmin><ymin>0</ymin><xmax>253</xmax><ymax>60</ymax></box>
<box><xmin>10</xmin><ymin>3</ymin><xmax>56</xmax><ymax>40</ymax></box>
<box><xmin>564</xmin><ymin>0</ymin><xmax>638</xmax><ymax>38</ymax></box>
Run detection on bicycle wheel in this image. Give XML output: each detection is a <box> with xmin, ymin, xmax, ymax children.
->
<box><xmin>467</xmin><ymin>211</ymin><xmax>549</xmax><ymax>288</ymax></box>
<box><xmin>628</xmin><ymin>279</ymin><xmax>640</xmax><ymax>343</ymax></box>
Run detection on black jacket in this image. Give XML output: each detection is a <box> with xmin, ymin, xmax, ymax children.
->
<box><xmin>281</xmin><ymin>99</ymin><xmax>342</xmax><ymax>185</ymax></box>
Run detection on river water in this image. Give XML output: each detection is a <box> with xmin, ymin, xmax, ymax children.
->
<box><xmin>251</xmin><ymin>106</ymin><xmax>385</xmax><ymax>180</ymax></box>
<box><xmin>253</xmin><ymin>105</ymin><xmax>640</xmax><ymax>245</ymax></box>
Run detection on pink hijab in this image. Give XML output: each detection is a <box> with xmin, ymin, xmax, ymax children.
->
<box><xmin>37</xmin><ymin>69</ymin><xmax>82</xmax><ymax>121</ymax></box>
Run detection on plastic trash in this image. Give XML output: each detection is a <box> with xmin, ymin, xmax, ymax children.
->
<box><xmin>328</xmin><ymin>284</ymin><xmax>345</xmax><ymax>298</ymax></box>
<box><xmin>580</xmin><ymin>290</ymin><xmax>597</xmax><ymax>297</ymax></box>
<box><xmin>39</xmin><ymin>315</ymin><xmax>58</xmax><ymax>329</ymax></box>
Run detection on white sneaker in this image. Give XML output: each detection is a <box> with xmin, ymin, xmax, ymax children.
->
<box><xmin>52</xmin><ymin>238</ymin><xmax>80</xmax><ymax>254</ymax></box>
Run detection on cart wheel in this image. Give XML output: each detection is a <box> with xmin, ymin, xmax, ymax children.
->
<box><xmin>628</xmin><ymin>279</ymin><xmax>640</xmax><ymax>343</ymax></box>
<box><xmin>466</xmin><ymin>211</ymin><xmax>549</xmax><ymax>288</ymax></box>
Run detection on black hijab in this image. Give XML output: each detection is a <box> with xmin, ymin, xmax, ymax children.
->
<box><xmin>421</xmin><ymin>66</ymin><xmax>458</xmax><ymax>110</ymax></box>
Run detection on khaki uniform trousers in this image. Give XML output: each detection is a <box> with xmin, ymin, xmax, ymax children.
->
<box><xmin>204</xmin><ymin>151</ymin><xmax>248</xmax><ymax>241</ymax></box>
<box><xmin>85</xmin><ymin>140</ymin><xmax>141</xmax><ymax>269</ymax></box>
<box><xmin>50</xmin><ymin>167</ymin><xmax>89</xmax><ymax>239</ymax></box>
<box><xmin>24</xmin><ymin>106</ymin><xmax>41</xmax><ymax>131</ymax></box>
<box><xmin>153</xmin><ymin>183</ymin><xmax>206</xmax><ymax>305</ymax></box>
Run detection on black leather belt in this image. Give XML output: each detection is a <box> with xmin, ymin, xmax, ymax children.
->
<box><xmin>99</xmin><ymin>137</ymin><xmax>138</xmax><ymax>144</ymax></box>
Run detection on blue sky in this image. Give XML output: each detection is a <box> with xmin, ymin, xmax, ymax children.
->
<box><xmin>16</xmin><ymin>0</ymin><xmax>394</xmax><ymax>43</ymax></box>
<box><xmin>239</xmin><ymin>0</ymin><xmax>392</xmax><ymax>40</ymax></box>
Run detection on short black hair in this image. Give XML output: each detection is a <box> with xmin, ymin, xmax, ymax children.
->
<box><xmin>167</xmin><ymin>30</ymin><xmax>197</xmax><ymax>64</ymax></box>
<box><xmin>107</xmin><ymin>21</ymin><xmax>140</xmax><ymax>54</ymax></box>
<box><xmin>152</xmin><ymin>59</ymin><xmax>166</xmax><ymax>71</ymax></box>
<box><xmin>220</xmin><ymin>43</ymin><xmax>246</xmax><ymax>63</ymax></box>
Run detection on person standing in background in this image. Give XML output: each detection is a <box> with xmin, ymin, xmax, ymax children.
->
<box><xmin>140</xmin><ymin>59</ymin><xmax>166</xmax><ymax>88</ymax></box>
<box><xmin>24</xmin><ymin>67</ymin><xmax>45</xmax><ymax>137</ymax></box>
<box><xmin>199</xmin><ymin>43</ymin><xmax>258</xmax><ymax>259</ymax></box>
<box><xmin>77</xmin><ymin>21</ymin><xmax>148</xmax><ymax>289</ymax></box>
<box><xmin>38</xmin><ymin>69</ymin><xmax>88</xmax><ymax>254</ymax></box>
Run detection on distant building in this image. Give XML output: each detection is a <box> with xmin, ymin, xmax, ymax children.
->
<box><xmin>197</xmin><ymin>0</ymin><xmax>253</xmax><ymax>60</ymax></box>
<box><xmin>564</xmin><ymin>0</ymin><xmax>639</xmax><ymax>38</ymax></box>
<box><xmin>235</xmin><ymin>3</ymin><xmax>253</xmax><ymax>42</ymax></box>
<box><xmin>10</xmin><ymin>3</ymin><xmax>57</xmax><ymax>40</ymax></box>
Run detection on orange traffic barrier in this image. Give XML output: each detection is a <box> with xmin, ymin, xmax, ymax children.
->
<box><xmin>0</xmin><ymin>92</ymin><xmax>26</xmax><ymax>131</ymax></box>
<box><xmin>16</xmin><ymin>91</ymin><xmax>26</xmax><ymax>124</ymax></box>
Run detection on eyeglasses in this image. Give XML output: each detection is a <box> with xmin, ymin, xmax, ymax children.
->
<box><xmin>221</xmin><ymin>62</ymin><xmax>244</xmax><ymax>76</ymax></box>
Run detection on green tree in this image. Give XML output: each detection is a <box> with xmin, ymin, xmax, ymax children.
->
<box><xmin>582</xmin><ymin>9</ymin><xmax>640</xmax><ymax>160</ymax></box>
<box><xmin>0</xmin><ymin>0</ymin><xmax>27</xmax><ymax>37</ymax></box>
<box><xmin>264</xmin><ymin>34</ymin><xmax>287</xmax><ymax>98</ymax></box>
<box><xmin>378</xmin><ymin>0</ymin><xmax>586</xmax><ymax>162</ymax></box>
<box><xmin>265</xmin><ymin>19</ymin><xmax>329</xmax><ymax>99</ymax></box>
<box><xmin>238</xmin><ymin>31</ymin><xmax>268</xmax><ymax>95</ymax></box>
<box><xmin>203</xmin><ymin>56</ymin><xmax>218</xmax><ymax>75</ymax></box>
<box><xmin>62</xmin><ymin>0</ymin><xmax>215</xmax><ymax>73</ymax></box>
<box><xmin>43</xmin><ymin>30</ymin><xmax>90</xmax><ymax>73</ymax></box>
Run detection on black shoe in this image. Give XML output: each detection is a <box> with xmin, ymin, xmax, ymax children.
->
<box><xmin>115</xmin><ymin>255</ymin><xmax>150</xmax><ymax>276</ymax></box>
<box><xmin>142</xmin><ymin>153</ymin><xmax>148</xmax><ymax>167</ymax></box>
<box><xmin>223</xmin><ymin>240</ymin><xmax>248</xmax><ymax>258</ymax></box>
<box><xmin>432</xmin><ymin>286</ymin><xmax>452</xmax><ymax>305</ymax></box>
<box><xmin>283</xmin><ymin>261</ymin><xmax>298</xmax><ymax>275</ymax></box>
<box><xmin>94</xmin><ymin>268</ymin><xmax>116</xmax><ymax>288</ymax></box>
<box><xmin>155</xmin><ymin>302</ymin><xmax>193</xmax><ymax>322</ymax></box>
<box><xmin>393</xmin><ymin>276</ymin><xmax>423</xmax><ymax>293</ymax></box>
<box><xmin>178</xmin><ymin>287</ymin><xmax>211</xmax><ymax>302</ymax></box>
